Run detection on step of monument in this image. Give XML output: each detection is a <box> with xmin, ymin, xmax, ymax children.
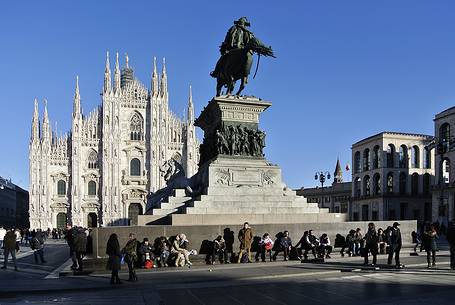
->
<box><xmin>158</xmin><ymin>202</ymin><xmax>190</xmax><ymax>210</ymax></box>
<box><xmin>173</xmin><ymin>188</ymin><xmax>187</xmax><ymax>197</ymax></box>
<box><xmin>164</xmin><ymin>196</ymin><xmax>192</xmax><ymax>204</ymax></box>
<box><xmin>189</xmin><ymin>201</ymin><xmax>312</xmax><ymax>208</ymax></box>
<box><xmin>205</xmin><ymin>187</ymin><xmax>293</xmax><ymax>196</ymax></box>
<box><xmin>184</xmin><ymin>206</ymin><xmax>321</xmax><ymax>214</ymax></box>
<box><xmin>196</xmin><ymin>194</ymin><xmax>298</xmax><ymax>203</ymax></box>
<box><xmin>151</xmin><ymin>208</ymin><xmax>181</xmax><ymax>215</ymax></box>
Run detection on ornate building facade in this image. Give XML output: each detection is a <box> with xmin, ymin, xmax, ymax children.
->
<box><xmin>351</xmin><ymin>132</ymin><xmax>435</xmax><ymax>222</ymax></box>
<box><xmin>29</xmin><ymin>53</ymin><xmax>199</xmax><ymax>229</ymax></box>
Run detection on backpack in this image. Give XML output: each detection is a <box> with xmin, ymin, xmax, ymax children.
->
<box><xmin>241</xmin><ymin>252</ymin><xmax>249</xmax><ymax>263</ymax></box>
<box><xmin>30</xmin><ymin>238</ymin><xmax>40</xmax><ymax>250</ymax></box>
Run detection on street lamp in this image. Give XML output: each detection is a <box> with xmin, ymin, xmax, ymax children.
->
<box><xmin>315</xmin><ymin>171</ymin><xmax>331</xmax><ymax>208</ymax></box>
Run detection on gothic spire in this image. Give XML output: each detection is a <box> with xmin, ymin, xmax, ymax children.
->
<box><xmin>114</xmin><ymin>52</ymin><xmax>121</xmax><ymax>94</ymax></box>
<box><xmin>187</xmin><ymin>85</ymin><xmax>194</xmax><ymax>124</ymax></box>
<box><xmin>333</xmin><ymin>158</ymin><xmax>343</xmax><ymax>184</ymax></box>
<box><xmin>42</xmin><ymin>99</ymin><xmax>50</xmax><ymax>139</ymax></box>
<box><xmin>160</xmin><ymin>57</ymin><xmax>167</xmax><ymax>95</ymax></box>
<box><xmin>104</xmin><ymin>51</ymin><xmax>111</xmax><ymax>93</ymax></box>
<box><xmin>152</xmin><ymin>56</ymin><xmax>158</xmax><ymax>94</ymax></box>
<box><xmin>73</xmin><ymin>76</ymin><xmax>81</xmax><ymax>118</ymax></box>
<box><xmin>31</xmin><ymin>98</ymin><xmax>39</xmax><ymax>142</ymax></box>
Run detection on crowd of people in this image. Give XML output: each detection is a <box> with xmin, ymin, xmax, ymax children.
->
<box><xmin>2</xmin><ymin>220</ymin><xmax>455</xmax><ymax>281</ymax></box>
<box><xmin>105</xmin><ymin>232</ymin><xmax>197</xmax><ymax>284</ymax></box>
<box><xmin>0</xmin><ymin>226</ymin><xmax>49</xmax><ymax>271</ymax></box>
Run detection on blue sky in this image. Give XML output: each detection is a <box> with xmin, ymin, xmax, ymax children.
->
<box><xmin>1</xmin><ymin>1</ymin><xmax>455</xmax><ymax>189</ymax></box>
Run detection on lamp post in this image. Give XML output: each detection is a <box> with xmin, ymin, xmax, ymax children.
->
<box><xmin>315</xmin><ymin>171</ymin><xmax>331</xmax><ymax>209</ymax></box>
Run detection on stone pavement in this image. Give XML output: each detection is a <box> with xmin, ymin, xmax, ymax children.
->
<box><xmin>0</xmin><ymin>241</ymin><xmax>454</xmax><ymax>305</ymax></box>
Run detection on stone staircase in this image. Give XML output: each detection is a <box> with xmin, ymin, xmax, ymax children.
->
<box><xmin>141</xmin><ymin>186</ymin><xmax>334</xmax><ymax>226</ymax></box>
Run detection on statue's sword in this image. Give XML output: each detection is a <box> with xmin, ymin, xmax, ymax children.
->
<box><xmin>253</xmin><ymin>54</ymin><xmax>261</xmax><ymax>79</ymax></box>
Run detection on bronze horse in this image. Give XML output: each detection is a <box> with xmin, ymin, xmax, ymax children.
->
<box><xmin>215</xmin><ymin>36</ymin><xmax>275</xmax><ymax>96</ymax></box>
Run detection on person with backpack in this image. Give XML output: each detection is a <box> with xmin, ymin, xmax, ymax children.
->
<box><xmin>30</xmin><ymin>231</ymin><xmax>46</xmax><ymax>264</ymax></box>
<box><xmin>123</xmin><ymin>233</ymin><xmax>138</xmax><ymax>281</ymax></box>
<box><xmin>73</xmin><ymin>227</ymin><xmax>87</xmax><ymax>272</ymax></box>
<box><xmin>363</xmin><ymin>222</ymin><xmax>379</xmax><ymax>266</ymax></box>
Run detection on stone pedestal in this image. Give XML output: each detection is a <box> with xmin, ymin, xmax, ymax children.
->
<box><xmin>139</xmin><ymin>95</ymin><xmax>339</xmax><ymax>226</ymax></box>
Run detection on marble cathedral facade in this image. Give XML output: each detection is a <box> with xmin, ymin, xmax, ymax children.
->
<box><xmin>29</xmin><ymin>53</ymin><xmax>199</xmax><ymax>229</ymax></box>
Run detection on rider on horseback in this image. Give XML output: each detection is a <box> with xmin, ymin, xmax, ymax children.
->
<box><xmin>210</xmin><ymin>17</ymin><xmax>253</xmax><ymax>78</ymax></box>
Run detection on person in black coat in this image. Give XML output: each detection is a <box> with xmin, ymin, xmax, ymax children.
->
<box><xmin>447</xmin><ymin>221</ymin><xmax>455</xmax><ymax>270</ymax></box>
<box><xmin>106</xmin><ymin>233</ymin><xmax>122</xmax><ymax>284</ymax></box>
<box><xmin>387</xmin><ymin>222</ymin><xmax>403</xmax><ymax>268</ymax></box>
<box><xmin>363</xmin><ymin>223</ymin><xmax>379</xmax><ymax>266</ymax></box>
<box><xmin>272</xmin><ymin>231</ymin><xmax>292</xmax><ymax>261</ymax></box>
<box><xmin>422</xmin><ymin>224</ymin><xmax>438</xmax><ymax>268</ymax></box>
<box><xmin>73</xmin><ymin>227</ymin><xmax>87</xmax><ymax>272</ymax></box>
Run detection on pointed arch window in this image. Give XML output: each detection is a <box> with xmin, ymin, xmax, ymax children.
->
<box><xmin>373</xmin><ymin>173</ymin><xmax>381</xmax><ymax>195</ymax></box>
<box><xmin>440</xmin><ymin>123</ymin><xmax>450</xmax><ymax>150</ymax></box>
<box><xmin>130</xmin><ymin>112</ymin><xmax>144</xmax><ymax>141</ymax></box>
<box><xmin>130</xmin><ymin>158</ymin><xmax>141</xmax><ymax>176</ymax></box>
<box><xmin>387</xmin><ymin>144</ymin><xmax>395</xmax><ymax>168</ymax></box>
<box><xmin>363</xmin><ymin>148</ymin><xmax>371</xmax><ymax>171</ymax></box>
<box><xmin>387</xmin><ymin>172</ymin><xmax>394</xmax><ymax>193</ymax></box>
<box><xmin>423</xmin><ymin>148</ymin><xmax>431</xmax><ymax>169</ymax></box>
<box><xmin>411</xmin><ymin>146</ymin><xmax>420</xmax><ymax>168</ymax></box>
<box><xmin>364</xmin><ymin>175</ymin><xmax>371</xmax><ymax>196</ymax></box>
<box><xmin>354</xmin><ymin>152</ymin><xmax>361</xmax><ymax>174</ymax></box>
<box><xmin>88</xmin><ymin>150</ymin><xmax>98</xmax><ymax>169</ymax></box>
<box><xmin>57</xmin><ymin>180</ymin><xmax>66</xmax><ymax>197</ymax></box>
<box><xmin>373</xmin><ymin>145</ymin><xmax>380</xmax><ymax>169</ymax></box>
<box><xmin>399</xmin><ymin>145</ymin><xmax>408</xmax><ymax>168</ymax></box>
<box><xmin>88</xmin><ymin>181</ymin><xmax>97</xmax><ymax>196</ymax></box>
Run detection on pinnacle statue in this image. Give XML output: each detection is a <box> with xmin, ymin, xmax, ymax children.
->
<box><xmin>210</xmin><ymin>17</ymin><xmax>275</xmax><ymax>96</ymax></box>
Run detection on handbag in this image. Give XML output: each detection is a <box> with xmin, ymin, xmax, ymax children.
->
<box><xmin>120</xmin><ymin>254</ymin><xmax>125</xmax><ymax>265</ymax></box>
<box><xmin>144</xmin><ymin>259</ymin><xmax>154</xmax><ymax>269</ymax></box>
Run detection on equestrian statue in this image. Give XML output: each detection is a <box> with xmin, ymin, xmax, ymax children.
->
<box><xmin>210</xmin><ymin>17</ymin><xmax>275</xmax><ymax>96</ymax></box>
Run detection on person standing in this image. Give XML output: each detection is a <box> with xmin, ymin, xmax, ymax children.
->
<box><xmin>73</xmin><ymin>227</ymin><xmax>87</xmax><ymax>272</ymax></box>
<box><xmin>64</xmin><ymin>225</ymin><xmax>78</xmax><ymax>270</ymax></box>
<box><xmin>422</xmin><ymin>224</ymin><xmax>438</xmax><ymax>268</ymax></box>
<box><xmin>30</xmin><ymin>231</ymin><xmax>46</xmax><ymax>264</ymax></box>
<box><xmin>0</xmin><ymin>226</ymin><xmax>6</xmax><ymax>255</ymax></box>
<box><xmin>387</xmin><ymin>222</ymin><xmax>403</xmax><ymax>268</ymax></box>
<box><xmin>363</xmin><ymin>223</ymin><xmax>379</xmax><ymax>266</ymax></box>
<box><xmin>123</xmin><ymin>233</ymin><xmax>138</xmax><ymax>281</ymax></box>
<box><xmin>1</xmin><ymin>229</ymin><xmax>18</xmax><ymax>271</ymax></box>
<box><xmin>237</xmin><ymin>222</ymin><xmax>253</xmax><ymax>263</ymax></box>
<box><xmin>106</xmin><ymin>233</ymin><xmax>122</xmax><ymax>284</ymax></box>
<box><xmin>447</xmin><ymin>221</ymin><xmax>455</xmax><ymax>270</ymax></box>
